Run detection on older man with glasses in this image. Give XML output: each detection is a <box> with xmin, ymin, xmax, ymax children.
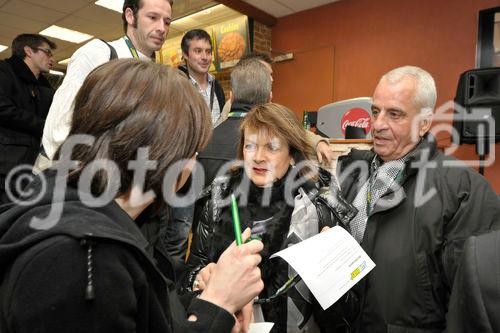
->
<box><xmin>0</xmin><ymin>33</ymin><xmax>56</xmax><ymax>204</ymax></box>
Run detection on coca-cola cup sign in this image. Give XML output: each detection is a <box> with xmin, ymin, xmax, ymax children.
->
<box><xmin>341</xmin><ymin>108</ymin><xmax>372</xmax><ymax>137</ymax></box>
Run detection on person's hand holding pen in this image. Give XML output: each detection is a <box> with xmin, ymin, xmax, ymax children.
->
<box><xmin>197</xmin><ymin>227</ymin><xmax>264</xmax><ymax>315</ymax></box>
<box><xmin>190</xmin><ymin>194</ymin><xmax>261</xmax><ymax>332</ymax></box>
<box><xmin>193</xmin><ymin>194</ymin><xmax>253</xmax><ymax>292</ymax></box>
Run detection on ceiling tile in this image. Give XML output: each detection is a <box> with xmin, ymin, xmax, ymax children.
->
<box><xmin>1</xmin><ymin>0</ymin><xmax>68</xmax><ymax>23</ymax></box>
<box><xmin>0</xmin><ymin>10</ymin><xmax>47</xmax><ymax>31</ymax></box>
<box><xmin>0</xmin><ymin>23</ymin><xmax>25</xmax><ymax>40</ymax></box>
<box><xmin>241</xmin><ymin>0</ymin><xmax>342</xmax><ymax>17</ymax></box>
<box><xmin>72</xmin><ymin>5</ymin><xmax>122</xmax><ymax>28</ymax></box>
<box><xmin>52</xmin><ymin>40</ymin><xmax>79</xmax><ymax>52</ymax></box>
<box><xmin>241</xmin><ymin>0</ymin><xmax>294</xmax><ymax>17</ymax></box>
<box><xmin>56</xmin><ymin>15</ymin><xmax>115</xmax><ymax>36</ymax></box>
<box><xmin>22</xmin><ymin>0</ymin><xmax>89</xmax><ymax>14</ymax></box>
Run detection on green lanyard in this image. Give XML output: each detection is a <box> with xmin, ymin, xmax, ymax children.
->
<box><xmin>228</xmin><ymin>112</ymin><xmax>247</xmax><ymax>118</ymax></box>
<box><xmin>123</xmin><ymin>36</ymin><xmax>140</xmax><ymax>59</ymax></box>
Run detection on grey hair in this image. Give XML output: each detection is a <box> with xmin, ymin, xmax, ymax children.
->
<box><xmin>381</xmin><ymin>66</ymin><xmax>437</xmax><ymax>113</ymax></box>
<box><xmin>230</xmin><ymin>58</ymin><xmax>271</xmax><ymax>104</ymax></box>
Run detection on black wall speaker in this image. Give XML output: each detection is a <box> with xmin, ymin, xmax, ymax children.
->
<box><xmin>453</xmin><ymin>67</ymin><xmax>500</xmax><ymax>144</ymax></box>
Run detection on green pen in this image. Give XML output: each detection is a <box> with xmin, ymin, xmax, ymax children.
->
<box><xmin>230</xmin><ymin>194</ymin><xmax>243</xmax><ymax>245</ymax></box>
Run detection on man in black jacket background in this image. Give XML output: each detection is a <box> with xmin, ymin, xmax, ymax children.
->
<box><xmin>0</xmin><ymin>34</ymin><xmax>56</xmax><ymax>204</ymax></box>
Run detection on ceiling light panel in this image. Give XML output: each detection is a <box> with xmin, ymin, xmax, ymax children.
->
<box><xmin>40</xmin><ymin>25</ymin><xmax>94</xmax><ymax>44</ymax></box>
<box><xmin>0</xmin><ymin>45</ymin><xmax>8</xmax><ymax>53</ymax></box>
<box><xmin>58</xmin><ymin>58</ymin><xmax>71</xmax><ymax>65</ymax></box>
<box><xmin>95</xmin><ymin>0</ymin><xmax>124</xmax><ymax>13</ymax></box>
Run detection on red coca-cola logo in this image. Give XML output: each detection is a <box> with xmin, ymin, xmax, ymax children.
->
<box><xmin>340</xmin><ymin>108</ymin><xmax>372</xmax><ymax>136</ymax></box>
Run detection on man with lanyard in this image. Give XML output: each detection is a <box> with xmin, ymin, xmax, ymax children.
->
<box><xmin>40</xmin><ymin>0</ymin><xmax>172</xmax><ymax>162</ymax></box>
<box><xmin>335</xmin><ymin>66</ymin><xmax>500</xmax><ymax>332</ymax></box>
<box><xmin>178</xmin><ymin>29</ymin><xmax>225</xmax><ymax>125</ymax></box>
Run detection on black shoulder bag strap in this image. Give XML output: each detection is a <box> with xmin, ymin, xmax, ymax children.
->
<box><xmin>209</xmin><ymin>80</ymin><xmax>215</xmax><ymax>111</ymax></box>
<box><xmin>99</xmin><ymin>39</ymin><xmax>118</xmax><ymax>60</ymax></box>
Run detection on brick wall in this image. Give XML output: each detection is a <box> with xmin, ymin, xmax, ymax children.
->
<box><xmin>253</xmin><ymin>20</ymin><xmax>272</xmax><ymax>55</ymax></box>
<box><xmin>214</xmin><ymin>20</ymin><xmax>272</xmax><ymax>100</ymax></box>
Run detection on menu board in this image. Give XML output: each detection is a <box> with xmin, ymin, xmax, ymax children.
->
<box><xmin>213</xmin><ymin>16</ymin><xmax>250</xmax><ymax>70</ymax></box>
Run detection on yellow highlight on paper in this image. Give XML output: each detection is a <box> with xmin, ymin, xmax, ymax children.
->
<box><xmin>351</xmin><ymin>268</ymin><xmax>361</xmax><ymax>280</ymax></box>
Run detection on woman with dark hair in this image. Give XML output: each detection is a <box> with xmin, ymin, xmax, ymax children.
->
<box><xmin>184</xmin><ymin>103</ymin><xmax>357</xmax><ymax>332</ymax></box>
<box><xmin>0</xmin><ymin>59</ymin><xmax>264</xmax><ymax>333</ymax></box>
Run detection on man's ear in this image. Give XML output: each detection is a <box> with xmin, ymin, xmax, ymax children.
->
<box><xmin>124</xmin><ymin>7</ymin><xmax>135</xmax><ymax>26</ymax></box>
<box><xmin>418</xmin><ymin>110</ymin><xmax>433</xmax><ymax>137</ymax></box>
<box><xmin>23</xmin><ymin>46</ymin><xmax>33</xmax><ymax>58</ymax></box>
<box><xmin>182</xmin><ymin>51</ymin><xmax>190</xmax><ymax>65</ymax></box>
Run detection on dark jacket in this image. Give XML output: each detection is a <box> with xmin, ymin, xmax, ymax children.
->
<box><xmin>184</xmin><ymin>167</ymin><xmax>357</xmax><ymax>333</ymax></box>
<box><xmin>448</xmin><ymin>230</ymin><xmax>500</xmax><ymax>333</ymax></box>
<box><xmin>0</xmin><ymin>171</ymin><xmax>235</xmax><ymax>333</ymax></box>
<box><xmin>0</xmin><ymin>56</ymin><xmax>54</xmax><ymax>187</ymax></box>
<box><xmin>178</xmin><ymin>64</ymin><xmax>225</xmax><ymax>117</ymax></box>
<box><xmin>197</xmin><ymin>101</ymin><xmax>252</xmax><ymax>189</ymax></box>
<box><xmin>337</xmin><ymin>134</ymin><xmax>500</xmax><ymax>333</ymax></box>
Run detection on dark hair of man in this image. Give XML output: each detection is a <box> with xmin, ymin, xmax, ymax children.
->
<box><xmin>180</xmin><ymin>29</ymin><xmax>212</xmax><ymax>55</ymax></box>
<box><xmin>239</xmin><ymin>52</ymin><xmax>273</xmax><ymax>65</ymax></box>
<box><xmin>230</xmin><ymin>57</ymin><xmax>271</xmax><ymax>105</ymax></box>
<box><xmin>58</xmin><ymin>59</ymin><xmax>212</xmax><ymax>207</ymax></box>
<box><xmin>11</xmin><ymin>34</ymin><xmax>57</xmax><ymax>59</ymax></box>
<box><xmin>122</xmin><ymin>0</ymin><xmax>174</xmax><ymax>33</ymax></box>
<box><xmin>238</xmin><ymin>103</ymin><xmax>317</xmax><ymax>180</ymax></box>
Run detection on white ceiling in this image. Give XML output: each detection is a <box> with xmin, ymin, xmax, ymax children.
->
<box><xmin>242</xmin><ymin>0</ymin><xmax>342</xmax><ymax>18</ymax></box>
<box><xmin>0</xmin><ymin>0</ymin><xmax>342</xmax><ymax>71</ymax></box>
<box><xmin>0</xmin><ymin>0</ymin><xmax>232</xmax><ymax>70</ymax></box>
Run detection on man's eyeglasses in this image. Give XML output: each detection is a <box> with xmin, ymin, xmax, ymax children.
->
<box><xmin>254</xmin><ymin>274</ymin><xmax>302</xmax><ymax>305</ymax></box>
<box><xmin>36</xmin><ymin>48</ymin><xmax>53</xmax><ymax>57</ymax></box>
